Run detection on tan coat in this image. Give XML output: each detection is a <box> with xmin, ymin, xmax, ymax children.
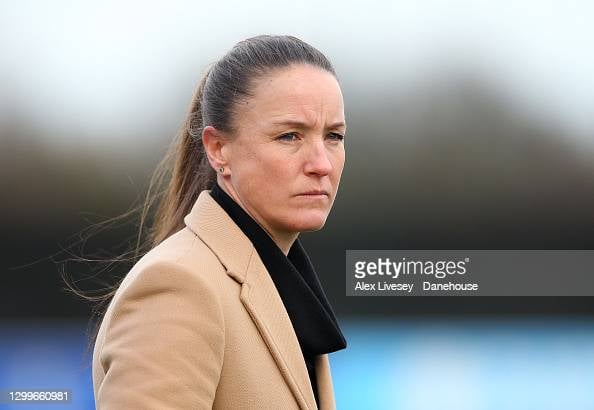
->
<box><xmin>92</xmin><ymin>190</ymin><xmax>338</xmax><ymax>409</ymax></box>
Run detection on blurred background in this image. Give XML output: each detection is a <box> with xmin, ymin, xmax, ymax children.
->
<box><xmin>1</xmin><ymin>0</ymin><xmax>594</xmax><ymax>408</ymax></box>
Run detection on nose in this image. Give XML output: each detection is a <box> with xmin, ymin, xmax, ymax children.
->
<box><xmin>303</xmin><ymin>139</ymin><xmax>333</xmax><ymax>176</ymax></box>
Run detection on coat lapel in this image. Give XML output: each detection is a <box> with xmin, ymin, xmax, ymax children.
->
<box><xmin>183</xmin><ymin>191</ymin><xmax>319</xmax><ymax>410</ymax></box>
<box><xmin>240</xmin><ymin>253</ymin><xmax>318</xmax><ymax>410</ymax></box>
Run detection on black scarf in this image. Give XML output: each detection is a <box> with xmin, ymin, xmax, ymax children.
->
<box><xmin>209</xmin><ymin>182</ymin><xmax>347</xmax><ymax>406</ymax></box>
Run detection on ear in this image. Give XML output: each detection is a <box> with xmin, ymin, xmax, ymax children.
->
<box><xmin>202</xmin><ymin>125</ymin><xmax>230</xmax><ymax>173</ymax></box>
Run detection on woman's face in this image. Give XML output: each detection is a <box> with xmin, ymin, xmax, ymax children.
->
<box><xmin>222</xmin><ymin>64</ymin><xmax>346</xmax><ymax>239</ymax></box>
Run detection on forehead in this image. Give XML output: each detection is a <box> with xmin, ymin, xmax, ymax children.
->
<box><xmin>238</xmin><ymin>64</ymin><xmax>345</xmax><ymax>126</ymax></box>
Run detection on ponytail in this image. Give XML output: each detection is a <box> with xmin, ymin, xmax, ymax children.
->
<box><xmin>149</xmin><ymin>67</ymin><xmax>215</xmax><ymax>248</ymax></box>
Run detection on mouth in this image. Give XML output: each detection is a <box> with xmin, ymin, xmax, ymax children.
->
<box><xmin>296</xmin><ymin>190</ymin><xmax>330</xmax><ymax>197</ymax></box>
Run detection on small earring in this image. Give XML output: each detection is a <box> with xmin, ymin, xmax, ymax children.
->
<box><xmin>219</xmin><ymin>167</ymin><xmax>224</xmax><ymax>173</ymax></box>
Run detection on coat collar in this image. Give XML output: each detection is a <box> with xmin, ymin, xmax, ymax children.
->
<box><xmin>183</xmin><ymin>190</ymin><xmax>333</xmax><ymax>410</ymax></box>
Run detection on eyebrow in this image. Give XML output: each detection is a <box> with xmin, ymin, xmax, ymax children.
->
<box><xmin>270</xmin><ymin>120</ymin><xmax>347</xmax><ymax>129</ymax></box>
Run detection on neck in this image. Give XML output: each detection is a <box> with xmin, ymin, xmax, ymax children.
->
<box><xmin>217</xmin><ymin>177</ymin><xmax>298</xmax><ymax>256</ymax></box>
<box><xmin>270</xmin><ymin>231</ymin><xmax>299</xmax><ymax>256</ymax></box>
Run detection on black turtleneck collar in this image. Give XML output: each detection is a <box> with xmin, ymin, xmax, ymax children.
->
<box><xmin>209</xmin><ymin>182</ymin><xmax>347</xmax><ymax>405</ymax></box>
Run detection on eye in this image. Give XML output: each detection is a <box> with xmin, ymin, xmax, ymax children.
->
<box><xmin>276</xmin><ymin>132</ymin><xmax>299</xmax><ymax>142</ymax></box>
<box><xmin>327</xmin><ymin>132</ymin><xmax>345</xmax><ymax>142</ymax></box>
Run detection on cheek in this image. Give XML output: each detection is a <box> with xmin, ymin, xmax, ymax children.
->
<box><xmin>236</xmin><ymin>153</ymin><xmax>293</xmax><ymax>198</ymax></box>
<box><xmin>331</xmin><ymin>150</ymin><xmax>345</xmax><ymax>176</ymax></box>
<box><xmin>256</xmin><ymin>151</ymin><xmax>298</xmax><ymax>181</ymax></box>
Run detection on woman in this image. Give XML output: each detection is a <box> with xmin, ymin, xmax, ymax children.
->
<box><xmin>92</xmin><ymin>34</ymin><xmax>348</xmax><ymax>409</ymax></box>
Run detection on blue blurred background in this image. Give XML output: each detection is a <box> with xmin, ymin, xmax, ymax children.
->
<box><xmin>2</xmin><ymin>318</ymin><xmax>594</xmax><ymax>409</ymax></box>
<box><xmin>1</xmin><ymin>0</ymin><xmax>594</xmax><ymax>408</ymax></box>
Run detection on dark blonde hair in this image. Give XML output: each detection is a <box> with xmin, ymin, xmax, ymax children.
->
<box><xmin>64</xmin><ymin>34</ymin><xmax>337</xmax><ymax>352</ymax></box>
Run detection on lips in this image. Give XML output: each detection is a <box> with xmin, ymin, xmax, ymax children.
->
<box><xmin>298</xmin><ymin>190</ymin><xmax>329</xmax><ymax>196</ymax></box>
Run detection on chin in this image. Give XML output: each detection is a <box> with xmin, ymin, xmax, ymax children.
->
<box><xmin>286</xmin><ymin>212</ymin><xmax>328</xmax><ymax>233</ymax></box>
<box><xmin>300</xmin><ymin>221</ymin><xmax>326</xmax><ymax>232</ymax></box>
